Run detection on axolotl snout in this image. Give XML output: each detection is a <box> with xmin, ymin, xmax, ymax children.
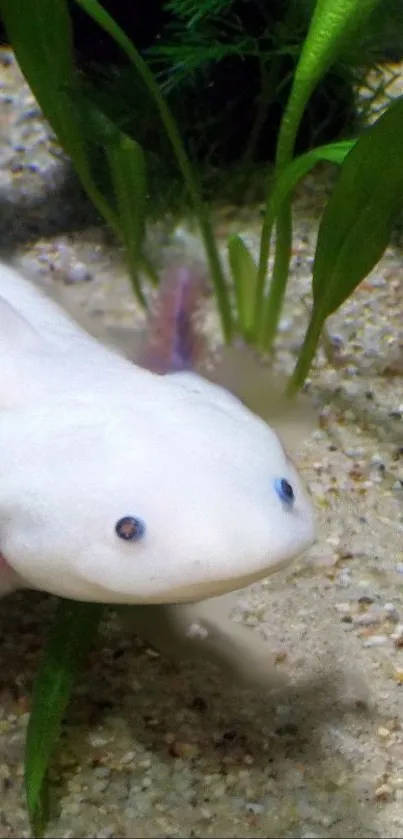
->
<box><xmin>0</xmin><ymin>260</ymin><xmax>316</xmax><ymax>605</ymax></box>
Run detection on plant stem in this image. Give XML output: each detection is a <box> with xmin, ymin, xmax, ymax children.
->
<box><xmin>286</xmin><ymin>310</ymin><xmax>323</xmax><ymax>396</ymax></box>
<box><xmin>259</xmin><ymin>202</ymin><xmax>292</xmax><ymax>351</ymax></box>
<box><xmin>254</xmin><ymin>176</ymin><xmax>275</xmax><ymax>335</ymax></box>
<box><xmin>255</xmin><ymin>66</ymin><xmax>303</xmax><ymax>348</ymax></box>
<box><xmin>257</xmin><ymin>70</ymin><xmax>306</xmax><ymax>350</ymax></box>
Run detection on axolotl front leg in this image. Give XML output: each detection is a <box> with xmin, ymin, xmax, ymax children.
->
<box><xmin>120</xmin><ymin>596</ymin><xmax>289</xmax><ymax>690</ymax></box>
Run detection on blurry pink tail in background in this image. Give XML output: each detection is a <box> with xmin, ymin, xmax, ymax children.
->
<box><xmin>138</xmin><ymin>262</ymin><xmax>210</xmax><ymax>375</ymax></box>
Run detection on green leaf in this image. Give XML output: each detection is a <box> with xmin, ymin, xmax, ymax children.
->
<box><xmin>227</xmin><ymin>235</ymin><xmax>257</xmax><ymax>338</ymax></box>
<box><xmin>313</xmin><ymin>97</ymin><xmax>403</xmax><ymax>318</ymax></box>
<box><xmin>256</xmin><ymin>0</ymin><xmax>380</xmax><ymax>352</ymax></box>
<box><xmin>288</xmin><ymin>96</ymin><xmax>403</xmax><ymax>394</ymax></box>
<box><xmin>107</xmin><ymin>136</ymin><xmax>149</xmax><ymax>306</ymax></box>
<box><xmin>276</xmin><ymin>0</ymin><xmax>380</xmax><ymax>168</ymax></box>
<box><xmin>255</xmin><ymin>139</ymin><xmax>356</xmax><ymax>341</ymax></box>
<box><xmin>264</xmin><ymin>139</ymin><xmax>355</xmax><ymax>246</ymax></box>
<box><xmin>25</xmin><ymin>599</ymin><xmax>104</xmax><ymax>837</ymax></box>
<box><xmin>295</xmin><ymin>0</ymin><xmax>380</xmax><ymax>94</ymax></box>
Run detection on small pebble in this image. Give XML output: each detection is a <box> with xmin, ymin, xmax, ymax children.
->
<box><xmin>353</xmin><ymin>611</ymin><xmax>382</xmax><ymax>627</ymax></box>
<box><xmin>246</xmin><ymin>801</ymin><xmax>264</xmax><ymax>815</ymax></box>
<box><xmin>335</xmin><ymin>602</ymin><xmax>352</xmax><ymax>614</ymax></box>
<box><xmin>378</xmin><ymin>727</ymin><xmax>391</xmax><ymax>738</ymax></box>
<box><xmin>169</xmin><ymin>741</ymin><xmax>199</xmax><ymax>759</ymax></box>
<box><xmin>375</xmin><ymin>783</ymin><xmax>393</xmax><ymax>801</ymax></box>
<box><xmin>64</xmin><ymin>262</ymin><xmax>92</xmax><ymax>284</ymax></box>
<box><xmin>186</xmin><ymin>622</ymin><xmax>209</xmax><ymax>640</ymax></box>
<box><xmin>362</xmin><ymin>635</ymin><xmax>388</xmax><ymax>647</ymax></box>
<box><xmin>337</xmin><ymin>570</ymin><xmax>352</xmax><ymax>587</ymax></box>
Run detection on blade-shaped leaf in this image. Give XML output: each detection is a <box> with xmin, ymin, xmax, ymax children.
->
<box><xmin>276</xmin><ymin>0</ymin><xmax>380</xmax><ymax>168</ymax></box>
<box><xmin>313</xmin><ymin>96</ymin><xmax>403</xmax><ymax>318</ymax></box>
<box><xmin>293</xmin><ymin>0</ymin><xmax>380</xmax><ymax>104</ymax></box>
<box><xmin>107</xmin><ymin>136</ymin><xmax>149</xmax><ymax>306</ymax></box>
<box><xmin>228</xmin><ymin>235</ymin><xmax>257</xmax><ymax>338</ymax></box>
<box><xmin>255</xmin><ymin>139</ymin><xmax>355</xmax><ymax>338</ymax></box>
<box><xmin>256</xmin><ymin>0</ymin><xmax>380</xmax><ymax>351</ymax></box>
<box><xmin>25</xmin><ymin>599</ymin><xmax>104</xmax><ymax>837</ymax></box>
<box><xmin>288</xmin><ymin>95</ymin><xmax>403</xmax><ymax>394</ymax></box>
<box><xmin>269</xmin><ymin>140</ymin><xmax>355</xmax><ymax>217</ymax></box>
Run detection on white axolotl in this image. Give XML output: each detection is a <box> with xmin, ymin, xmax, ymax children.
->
<box><xmin>0</xmin><ymin>259</ymin><xmax>316</xmax><ymax>684</ymax></box>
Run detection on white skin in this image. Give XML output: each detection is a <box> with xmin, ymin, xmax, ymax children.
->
<box><xmin>0</xmin><ymin>261</ymin><xmax>316</xmax><ymax>685</ymax></box>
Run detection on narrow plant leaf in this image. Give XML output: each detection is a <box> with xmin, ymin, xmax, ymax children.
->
<box><xmin>293</xmin><ymin>0</ymin><xmax>381</xmax><ymax>99</ymax></box>
<box><xmin>255</xmin><ymin>139</ymin><xmax>355</xmax><ymax>339</ymax></box>
<box><xmin>312</xmin><ymin>96</ymin><xmax>403</xmax><ymax>317</ymax></box>
<box><xmin>256</xmin><ymin>0</ymin><xmax>379</xmax><ymax>350</ymax></box>
<box><xmin>227</xmin><ymin>235</ymin><xmax>257</xmax><ymax>338</ymax></box>
<box><xmin>288</xmin><ymin>96</ymin><xmax>403</xmax><ymax>394</ymax></box>
<box><xmin>107</xmin><ymin>136</ymin><xmax>149</xmax><ymax>306</ymax></box>
<box><xmin>276</xmin><ymin>0</ymin><xmax>380</xmax><ymax>168</ymax></box>
<box><xmin>265</xmin><ymin>139</ymin><xmax>355</xmax><ymax>228</ymax></box>
<box><xmin>25</xmin><ymin>599</ymin><xmax>104</xmax><ymax>837</ymax></box>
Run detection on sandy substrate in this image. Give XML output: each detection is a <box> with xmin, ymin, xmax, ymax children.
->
<box><xmin>1</xmin><ymin>49</ymin><xmax>403</xmax><ymax>839</ymax></box>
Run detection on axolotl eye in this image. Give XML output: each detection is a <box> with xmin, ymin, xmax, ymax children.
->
<box><xmin>115</xmin><ymin>516</ymin><xmax>146</xmax><ymax>541</ymax></box>
<box><xmin>274</xmin><ymin>478</ymin><xmax>295</xmax><ymax>505</ymax></box>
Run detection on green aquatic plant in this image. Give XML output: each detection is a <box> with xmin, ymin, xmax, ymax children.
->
<box><xmin>3</xmin><ymin>0</ymin><xmax>403</xmax><ymax>836</ymax></box>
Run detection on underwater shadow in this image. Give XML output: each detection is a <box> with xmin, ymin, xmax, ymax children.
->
<box><xmin>70</xmin><ymin>621</ymin><xmax>376</xmax><ymax>837</ymax></box>
<box><xmin>0</xmin><ymin>591</ymin><xmax>376</xmax><ymax>837</ymax></box>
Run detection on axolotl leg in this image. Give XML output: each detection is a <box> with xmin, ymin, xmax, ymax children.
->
<box><xmin>119</xmin><ymin>596</ymin><xmax>289</xmax><ymax>691</ymax></box>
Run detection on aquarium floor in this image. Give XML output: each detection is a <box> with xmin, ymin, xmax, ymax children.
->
<box><xmin>1</xmin><ymin>48</ymin><xmax>403</xmax><ymax>839</ymax></box>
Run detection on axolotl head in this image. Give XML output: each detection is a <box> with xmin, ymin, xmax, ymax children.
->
<box><xmin>0</xmin><ymin>379</ymin><xmax>315</xmax><ymax>603</ymax></box>
<box><xmin>0</xmin><ymin>259</ymin><xmax>316</xmax><ymax>604</ymax></box>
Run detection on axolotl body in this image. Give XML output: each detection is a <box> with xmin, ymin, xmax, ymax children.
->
<box><xmin>0</xmin><ymin>260</ymin><xmax>315</xmax><ymax>615</ymax></box>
